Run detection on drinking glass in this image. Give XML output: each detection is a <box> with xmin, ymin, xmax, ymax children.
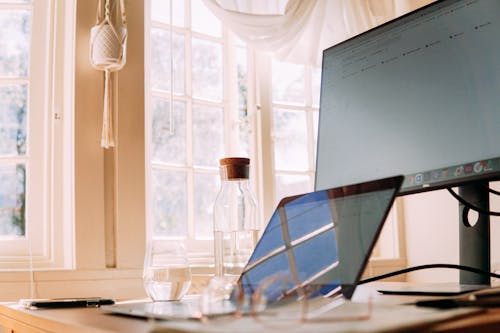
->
<box><xmin>143</xmin><ymin>239</ymin><xmax>192</xmax><ymax>301</ymax></box>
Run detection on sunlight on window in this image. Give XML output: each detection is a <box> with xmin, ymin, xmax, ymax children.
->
<box><xmin>152</xmin><ymin>169</ymin><xmax>187</xmax><ymax>238</ymax></box>
<box><xmin>272</xmin><ymin>109</ymin><xmax>308</xmax><ymax>171</ymax></box>
<box><xmin>0</xmin><ymin>5</ymin><xmax>31</xmax><ymax>238</ymax></box>
<box><xmin>271</xmin><ymin>60</ymin><xmax>318</xmax><ymax>203</ymax></box>
<box><xmin>312</xmin><ymin>68</ymin><xmax>321</xmax><ymax>107</ymax></box>
<box><xmin>191</xmin><ymin>38</ymin><xmax>223</xmax><ymax>101</ymax></box>
<box><xmin>194</xmin><ymin>173</ymin><xmax>220</xmax><ymax>239</ymax></box>
<box><xmin>275</xmin><ymin>174</ymin><xmax>310</xmax><ymax>205</ymax></box>
<box><xmin>151</xmin><ymin>99</ymin><xmax>186</xmax><ymax>165</ymax></box>
<box><xmin>0</xmin><ymin>10</ymin><xmax>30</xmax><ymax>77</ymax></box>
<box><xmin>191</xmin><ymin>0</ymin><xmax>221</xmax><ymax>37</ymax></box>
<box><xmin>192</xmin><ymin>104</ymin><xmax>224</xmax><ymax>167</ymax></box>
<box><xmin>272</xmin><ymin>61</ymin><xmax>305</xmax><ymax>105</ymax></box>
<box><xmin>236</xmin><ymin>46</ymin><xmax>249</xmax><ymax>157</ymax></box>
<box><xmin>150</xmin><ymin>29</ymin><xmax>185</xmax><ymax>94</ymax></box>
<box><xmin>151</xmin><ymin>0</ymin><xmax>185</xmax><ymax>27</ymax></box>
<box><xmin>0</xmin><ymin>85</ymin><xmax>27</xmax><ymax>155</ymax></box>
<box><xmin>149</xmin><ymin>0</ymin><xmax>231</xmax><ymax>243</ymax></box>
<box><xmin>0</xmin><ymin>164</ymin><xmax>24</xmax><ymax>236</ymax></box>
<box><xmin>312</xmin><ymin>111</ymin><xmax>319</xmax><ymax>161</ymax></box>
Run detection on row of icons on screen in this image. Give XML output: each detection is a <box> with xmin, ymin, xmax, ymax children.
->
<box><xmin>407</xmin><ymin>160</ymin><xmax>495</xmax><ymax>186</ymax></box>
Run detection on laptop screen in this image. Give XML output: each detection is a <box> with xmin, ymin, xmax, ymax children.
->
<box><xmin>234</xmin><ymin>175</ymin><xmax>403</xmax><ymax>303</ymax></box>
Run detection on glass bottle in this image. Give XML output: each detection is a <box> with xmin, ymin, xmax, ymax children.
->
<box><xmin>143</xmin><ymin>239</ymin><xmax>192</xmax><ymax>301</ymax></box>
<box><xmin>213</xmin><ymin>157</ymin><xmax>258</xmax><ymax>285</ymax></box>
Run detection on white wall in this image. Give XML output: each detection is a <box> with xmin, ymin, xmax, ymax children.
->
<box><xmin>404</xmin><ymin>182</ymin><xmax>500</xmax><ymax>283</ymax></box>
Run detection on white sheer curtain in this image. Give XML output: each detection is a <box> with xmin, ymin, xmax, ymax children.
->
<box><xmin>203</xmin><ymin>0</ymin><xmax>434</xmax><ymax>65</ymax></box>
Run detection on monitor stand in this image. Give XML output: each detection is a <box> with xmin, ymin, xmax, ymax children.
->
<box><xmin>458</xmin><ymin>181</ymin><xmax>490</xmax><ymax>285</ymax></box>
<box><xmin>378</xmin><ymin>182</ymin><xmax>491</xmax><ymax>296</ymax></box>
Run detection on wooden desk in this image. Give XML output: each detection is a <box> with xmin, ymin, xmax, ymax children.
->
<box><xmin>0</xmin><ymin>302</ymin><xmax>154</xmax><ymax>333</ymax></box>
<box><xmin>0</xmin><ymin>284</ymin><xmax>499</xmax><ymax>333</ymax></box>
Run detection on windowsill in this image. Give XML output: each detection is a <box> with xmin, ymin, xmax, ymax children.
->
<box><xmin>0</xmin><ymin>269</ymin><xmax>146</xmax><ymax>301</ymax></box>
<box><xmin>0</xmin><ymin>267</ymin><xmax>213</xmax><ymax>301</ymax></box>
<box><xmin>0</xmin><ymin>256</ymin><xmax>407</xmax><ymax>301</ymax></box>
<box><xmin>364</xmin><ymin>257</ymin><xmax>407</xmax><ymax>282</ymax></box>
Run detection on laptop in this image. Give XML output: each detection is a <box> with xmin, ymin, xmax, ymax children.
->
<box><xmin>103</xmin><ymin>175</ymin><xmax>403</xmax><ymax>320</ymax></box>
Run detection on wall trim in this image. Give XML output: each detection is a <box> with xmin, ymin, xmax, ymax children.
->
<box><xmin>0</xmin><ymin>269</ymin><xmax>146</xmax><ymax>301</ymax></box>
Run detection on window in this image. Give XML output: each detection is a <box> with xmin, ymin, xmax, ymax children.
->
<box><xmin>146</xmin><ymin>0</ymin><xmax>404</xmax><ymax>270</ymax></box>
<box><xmin>270</xmin><ymin>60</ymin><xmax>320</xmax><ymax>204</ymax></box>
<box><xmin>0</xmin><ymin>0</ymin><xmax>74</xmax><ymax>269</ymax></box>
<box><xmin>146</xmin><ymin>0</ymin><xmax>253</xmax><ymax>263</ymax></box>
<box><xmin>263</xmin><ymin>59</ymin><xmax>403</xmax><ymax>263</ymax></box>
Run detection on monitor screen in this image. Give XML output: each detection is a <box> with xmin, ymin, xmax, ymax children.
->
<box><xmin>315</xmin><ymin>0</ymin><xmax>500</xmax><ymax>194</ymax></box>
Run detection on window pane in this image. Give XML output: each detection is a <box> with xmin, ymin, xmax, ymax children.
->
<box><xmin>272</xmin><ymin>61</ymin><xmax>304</xmax><ymax>105</ymax></box>
<box><xmin>237</xmin><ymin>47</ymin><xmax>250</xmax><ymax>156</ymax></box>
<box><xmin>273</xmin><ymin>109</ymin><xmax>308</xmax><ymax>171</ymax></box>
<box><xmin>237</xmin><ymin>47</ymin><xmax>247</xmax><ymax>111</ymax></box>
<box><xmin>192</xmin><ymin>38</ymin><xmax>222</xmax><ymax>101</ymax></box>
<box><xmin>191</xmin><ymin>0</ymin><xmax>221</xmax><ymax>37</ymax></box>
<box><xmin>0</xmin><ymin>164</ymin><xmax>25</xmax><ymax>236</ymax></box>
<box><xmin>0</xmin><ymin>84</ymin><xmax>27</xmax><ymax>156</ymax></box>
<box><xmin>275</xmin><ymin>174</ymin><xmax>311</xmax><ymax>205</ymax></box>
<box><xmin>312</xmin><ymin>67</ymin><xmax>321</xmax><ymax>107</ymax></box>
<box><xmin>312</xmin><ymin>110</ymin><xmax>319</xmax><ymax>165</ymax></box>
<box><xmin>192</xmin><ymin>104</ymin><xmax>224</xmax><ymax>167</ymax></box>
<box><xmin>150</xmin><ymin>28</ymin><xmax>185</xmax><ymax>94</ymax></box>
<box><xmin>194</xmin><ymin>173</ymin><xmax>219</xmax><ymax>239</ymax></box>
<box><xmin>0</xmin><ymin>10</ymin><xmax>31</xmax><ymax>77</ymax></box>
<box><xmin>151</xmin><ymin>0</ymin><xmax>185</xmax><ymax>27</ymax></box>
<box><xmin>152</xmin><ymin>169</ymin><xmax>187</xmax><ymax>238</ymax></box>
<box><xmin>238</xmin><ymin>107</ymin><xmax>250</xmax><ymax>157</ymax></box>
<box><xmin>152</xmin><ymin>98</ymin><xmax>186</xmax><ymax>164</ymax></box>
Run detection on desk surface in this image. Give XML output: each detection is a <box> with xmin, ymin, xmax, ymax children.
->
<box><xmin>0</xmin><ymin>283</ymin><xmax>499</xmax><ymax>333</ymax></box>
<box><xmin>0</xmin><ymin>303</ymin><xmax>152</xmax><ymax>333</ymax></box>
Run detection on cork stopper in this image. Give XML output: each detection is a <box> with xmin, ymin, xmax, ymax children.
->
<box><xmin>219</xmin><ymin>157</ymin><xmax>250</xmax><ymax>180</ymax></box>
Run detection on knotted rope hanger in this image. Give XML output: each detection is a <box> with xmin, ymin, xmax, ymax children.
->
<box><xmin>90</xmin><ymin>0</ymin><xmax>128</xmax><ymax>148</ymax></box>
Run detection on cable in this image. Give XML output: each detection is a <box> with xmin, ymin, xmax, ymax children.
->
<box><xmin>358</xmin><ymin>263</ymin><xmax>500</xmax><ymax>285</ymax></box>
<box><xmin>447</xmin><ymin>187</ymin><xmax>500</xmax><ymax>216</ymax></box>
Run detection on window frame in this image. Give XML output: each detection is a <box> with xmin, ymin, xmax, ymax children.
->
<box><xmin>254</xmin><ymin>52</ymin><xmax>406</xmax><ymax>266</ymax></box>
<box><xmin>145</xmin><ymin>0</ymin><xmax>258</xmax><ymax>266</ymax></box>
<box><xmin>0</xmin><ymin>0</ymin><xmax>75</xmax><ymax>270</ymax></box>
<box><xmin>145</xmin><ymin>0</ymin><xmax>407</xmax><ymax>275</ymax></box>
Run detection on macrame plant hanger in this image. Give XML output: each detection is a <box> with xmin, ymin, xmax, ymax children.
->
<box><xmin>90</xmin><ymin>0</ymin><xmax>128</xmax><ymax>148</ymax></box>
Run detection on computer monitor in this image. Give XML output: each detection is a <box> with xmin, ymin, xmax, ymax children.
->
<box><xmin>315</xmin><ymin>0</ymin><xmax>500</xmax><ymax>286</ymax></box>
